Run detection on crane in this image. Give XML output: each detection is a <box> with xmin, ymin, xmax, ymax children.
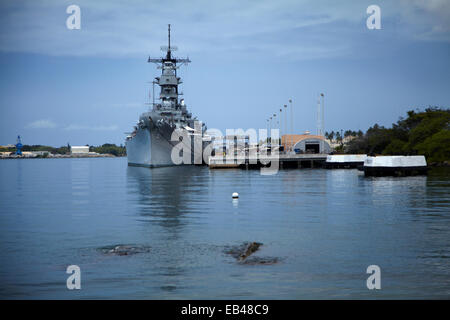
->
<box><xmin>15</xmin><ymin>135</ymin><xmax>23</xmax><ymax>155</ymax></box>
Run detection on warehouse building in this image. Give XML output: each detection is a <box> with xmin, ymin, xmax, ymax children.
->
<box><xmin>282</xmin><ymin>133</ymin><xmax>331</xmax><ymax>154</ymax></box>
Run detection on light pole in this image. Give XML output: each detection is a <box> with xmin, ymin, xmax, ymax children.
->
<box><xmin>289</xmin><ymin>99</ymin><xmax>293</xmax><ymax>152</ymax></box>
<box><xmin>266</xmin><ymin>119</ymin><xmax>269</xmax><ymax>144</ymax></box>
<box><xmin>317</xmin><ymin>94</ymin><xmax>321</xmax><ymax>135</ymax></box>
<box><xmin>284</xmin><ymin>104</ymin><xmax>287</xmax><ymax>151</ymax></box>
<box><xmin>269</xmin><ymin>116</ymin><xmax>272</xmax><ymax>143</ymax></box>
<box><xmin>273</xmin><ymin>113</ymin><xmax>277</xmax><ymax>146</ymax></box>
<box><xmin>321</xmin><ymin>93</ymin><xmax>324</xmax><ymax>137</ymax></box>
<box><xmin>279</xmin><ymin>108</ymin><xmax>282</xmax><ymax>136</ymax></box>
<box><xmin>279</xmin><ymin>108</ymin><xmax>283</xmax><ymax>151</ymax></box>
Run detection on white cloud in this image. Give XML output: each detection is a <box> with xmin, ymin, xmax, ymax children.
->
<box><xmin>399</xmin><ymin>0</ymin><xmax>450</xmax><ymax>41</ymax></box>
<box><xmin>27</xmin><ymin>119</ymin><xmax>57</xmax><ymax>129</ymax></box>
<box><xmin>25</xmin><ymin>120</ymin><xmax>118</xmax><ymax>131</ymax></box>
<box><xmin>93</xmin><ymin>125</ymin><xmax>118</xmax><ymax>131</ymax></box>
<box><xmin>0</xmin><ymin>0</ymin><xmax>449</xmax><ymax>60</ymax></box>
<box><xmin>64</xmin><ymin>124</ymin><xmax>118</xmax><ymax>131</ymax></box>
<box><xmin>92</xmin><ymin>102</ymin><xmax>145</xmax><ymax>109</ymax></box>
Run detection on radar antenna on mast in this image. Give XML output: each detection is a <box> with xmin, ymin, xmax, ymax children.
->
<box><xmin>148</xmin><ymin>24</ymin><xmax>191</xmax><ymax>64</ymax></box>
<box><xmin>166</xmin><ymin>24</ymin><xmax>171</xmax><ymax>59</ymax></box>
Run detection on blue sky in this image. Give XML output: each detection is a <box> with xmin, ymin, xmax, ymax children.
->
<box><xmin>0</xmin><ymin>0</ymin><xmax>449</xmax><ymax>146</ymax></box>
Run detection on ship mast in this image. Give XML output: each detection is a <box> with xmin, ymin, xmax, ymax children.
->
<box><xmin>147</xmin><ymin>24</ymin><xmax>191</xmax><ymax>64</ymax></box>
<box><xmin>147</xmin><ymin>25</ymin><xmax>191</xmax><ymax>110</ymax></box>
<box><xmin>167</xmin><ymin>24</ymin><xmax>171</xmax><ymax>60</ymax></box>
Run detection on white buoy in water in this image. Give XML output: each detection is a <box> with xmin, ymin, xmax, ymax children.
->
<box><xmin>232</xmin><ymin>192</ymin><xmax>239</xmax><ymax>199</ymax></box>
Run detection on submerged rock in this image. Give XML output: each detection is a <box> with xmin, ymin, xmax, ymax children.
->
<box><xmin>225</xmin><ymin>242</ymin><xmax>279</xmax><ymax>265</ymax></box>
<box><xmin>225</xmin><ymin>242</ymin><xmax>259</xmax><ymax>260</ymax></box>
<box><xmin>239</xmin><ymin>242</ymin><xmax>262</xmax><ymax>261</ymax></box>
<box><xmin>100</xmin><ymin>244</ymin><xmax>150</xmax><ymax>256</ymax></box>
<box><xmin>240</xmin><ymin>257</ymin><xmax>279</xmax><ymax>265</ymax></box>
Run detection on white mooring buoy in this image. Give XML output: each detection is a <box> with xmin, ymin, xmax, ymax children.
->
<box><xmin>232</xmin><ymin>192</ymin><xmax>239</xmax><ymax>199</ymax></box>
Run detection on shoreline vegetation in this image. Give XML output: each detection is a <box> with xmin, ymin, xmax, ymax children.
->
<box><xmin>1</xmin><ymin>108</ymin><xmax>448</xmax><ymax>165</ymax></box>
<box><xmin>0</xmin><ymin>143</ymin><xmax>126</xmax><ymax>159</ymax></box>
<box><xmin>327</xmin><ymin>107</ymin><xmax>449</xmax><ymax>167</ymax></box>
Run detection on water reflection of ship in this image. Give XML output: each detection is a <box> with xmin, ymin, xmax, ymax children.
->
<box><xmin>126</xmin><ymin>165</ymin><xmax>204</xmax><ymax>239</ymax></box>
<box><xmin>126</xmin><ymin>166</ymin><xmax>210</xmax><ymax>294</ymax></box>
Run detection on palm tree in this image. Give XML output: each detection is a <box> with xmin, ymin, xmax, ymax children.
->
<box><xmin>329</xmin><ymin>130</ymin><xmax>335</xmax><ymax>142</ymax></box>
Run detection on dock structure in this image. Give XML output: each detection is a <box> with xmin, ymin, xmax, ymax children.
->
<box><xmin>208</xmin><ymin>153</ymin><xmax>328</xmax><ymax>169</ymax></box>
<box><xmin>363</xmin><ymin>156</ymin><xmax>428</xmax><ymax>176</ymax></box>
<box><xmin>323</xmin><ymin>154</ymin><xmax>367</xmax><ymax>169</ymax></box>
<box><xmin>207</xmin><ymin>131</ymin><xmax>331</xmax><ymax>170</ymax></box>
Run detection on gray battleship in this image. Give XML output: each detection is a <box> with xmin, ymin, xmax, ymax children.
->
<box><xmin>126</xmin><ymin>25</ymin><xmax>209</xmax><ymax>167</ymax></box>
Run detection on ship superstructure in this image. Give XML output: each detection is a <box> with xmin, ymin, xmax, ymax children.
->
<box><xmin>126</xmin><ymin>25</ymin><xmax>209</xmax><ymax>167</ymax></box>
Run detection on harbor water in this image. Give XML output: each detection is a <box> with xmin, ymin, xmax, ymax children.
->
<box><xmin>0</xmin><ymin>157</ymin><xmax>449</xmax><ymax>299</ymax></box>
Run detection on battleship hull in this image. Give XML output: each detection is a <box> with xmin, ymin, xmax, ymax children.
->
<box><xmin>126</xmin><ymin>119</ymin><xmax>205</xmax><ymax>167</ymax></box>
<box><xmin>126</xmin><ymin>25</ymin><xmax>207</xmax><ymax>167</ymax></box>
<box><xmin>126</xmin><ymin>125</ymin><xmax>178</xmax><ymax>168</ymax></box>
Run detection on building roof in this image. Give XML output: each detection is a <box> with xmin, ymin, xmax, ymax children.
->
<box><xmin>281</xmin><ymin>134</ymin><xmax>326</xmax><ymax>146</ymax></box>
<box><xmin>281</xmin><ymin>134</ymin><xmax>330</xmax><ymax>150</ymax></box>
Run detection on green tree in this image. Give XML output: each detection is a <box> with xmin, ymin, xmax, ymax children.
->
<box><xmin>345</xmin><ymin>107</ymin><xmax>450</xmax><ymax>162</ymax></box>
<box><xmin>415</xmin><ymin>130</ymin><xmax>450</xmax><ymax>163</ymax></box>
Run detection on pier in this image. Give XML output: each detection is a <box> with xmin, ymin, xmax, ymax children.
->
<box><xmin>323</xmin><ymin>154</ymin><xmax>367</xmax><ymax>169</ymax></box>
<box><xmin>208</xmin><ymin>153</ymin><xmax>328</xmax><ymax>169</ymax></box>
<box><xmin>363</xmin><ymin>155</ymin><xmax>428</xmax><ymax>176</ymax></box>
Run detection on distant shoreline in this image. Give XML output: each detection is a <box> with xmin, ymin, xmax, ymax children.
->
<box><xmin>0</xmin><ymin>143</ymin><xmax>127</xmax><ymax>158</ymax></box>
<box><xmin>0</xmin><ymin>154</ymin><xmax>125</xmax><ymax>160</ymax></box>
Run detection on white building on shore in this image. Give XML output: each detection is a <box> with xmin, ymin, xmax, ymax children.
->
<box><xmin>70</xmin><ymin>146</ymin><xmax>90</xmax><ymax>155</ymax></box>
